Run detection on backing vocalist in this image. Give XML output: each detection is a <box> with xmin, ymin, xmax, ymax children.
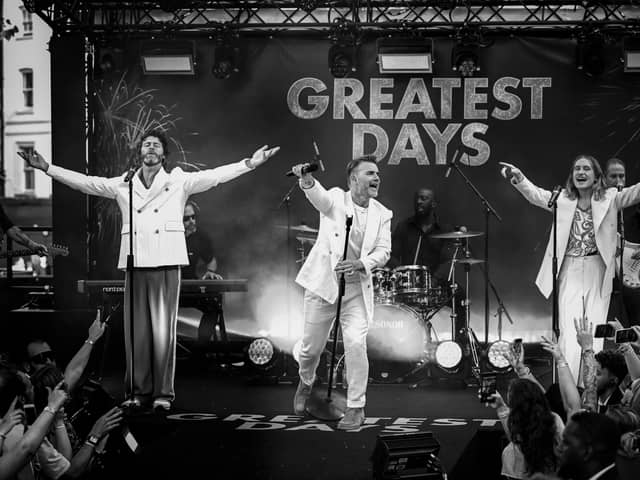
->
<box><xmin>499</xmin><ymin>156</ymin><xmax>640</xmax><ymax>381</ymax></box>
<box><xmin>291</xmin><ymin>155</ymin><xmax>392</xmax><ymax>430</ymax></box>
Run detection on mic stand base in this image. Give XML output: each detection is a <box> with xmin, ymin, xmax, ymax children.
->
<box><xmin>305</xmin><ymin>390</ymin><xmax>347</xmax><ymax>421</ymax></box>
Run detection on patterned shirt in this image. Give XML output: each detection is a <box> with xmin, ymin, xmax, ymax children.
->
<box><xmin>566</xmin><ymin>206</ymin><xmax>598</xmax><ymax>257</ymax></box>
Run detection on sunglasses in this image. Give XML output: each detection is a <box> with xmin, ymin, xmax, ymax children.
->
<box><xmin>29</xmin><ymin>351</ymin><xmax>55</xmax><ymax>364</ymax></box>
<box><xmin>183</xmin><ymin>214</ymin><xmax>196</xmax><ymax>221</ymax></box>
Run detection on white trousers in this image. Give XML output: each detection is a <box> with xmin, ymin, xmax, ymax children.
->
<box><xmin>558</xmin><ymin>255</ymin><xmax>606</xmax><ymax>381</ymax></box>
<box><xmin>298</xmin><ymin>282</ymin><xmax>369</xmax><ymax>408</ymax></box>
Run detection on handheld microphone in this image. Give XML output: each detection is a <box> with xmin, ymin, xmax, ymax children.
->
<box><xmin>124</xmin><ymin>168</ymin><xmax>136</xmax><ymax>182</ymax></box>
<box><xmin>445</xmin><ymin>150</ymin><xmax>460</xmax><ymax>178</ymax></box>
<box><xmin>547</xmin><ymin>185</ymin><xmax>562</xmax><ymax>208</ymax></box>
<box><xmin>313</xmin><ymin>140</ymin><xmax>325</xmax><ymax>172</ymax></box>
<box><xmin>285</xmin><ymin>163</ymin><xmax>320</xmax><ymax>177</ymax></box>
<box><xmin>617</xmin><ymin>184</ymin><xmax>623</xmax><ymax>192</ymax></box>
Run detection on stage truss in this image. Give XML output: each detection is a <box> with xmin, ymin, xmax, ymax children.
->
<box><xmin>22</xmin><ymin>1</ymin><xmax>640</xmax><ymax>37</ymax></box>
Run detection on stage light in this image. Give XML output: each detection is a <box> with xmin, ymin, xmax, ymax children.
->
<box><xmin>372</xmin><ymin>431</ymin><xmax>444</xmax><ymax>479</ymax></box>
<box><xmin>623</xmin><ymin>37</ymin><xmax>640</xmax><ymax>72</ymax></box>
<box><xmin>328</xmin><ymin>43</ymin><xmax>356</xmax><ymax>78</ymax></box>
<box><xmin>577</xmin><ymin>35</ymin><xmax>605</xmax><ymax>76</ymax></box>
<box><xmin>451</xmin><ymin>44</ymin><xmax>480</xmax><ymax>77</ymax></box>
<box><xmin>212</xmin><ymin>43</ymin><xmax>239</xmax><ymax>80</ymax></box>
<box><xmin>434</xmin><ymin>341</ymin><xmax>462</xmax><ymax>371</ymax></box>
<box><xmin>298</xmin><ymin>0</ymin><xmax>322</xmax><ymax>12</ymax></box>
<box><xmin>377</xmin><ymin>37</ymin><xmax>433</xmax><ymax>74</ymax></box>
<box><xmin>140</xmin><ymin>40</ymin><xmax>195</xmax><ymax>75</ymax></box>
<box><xmin>486</xmin><ymin>340</ymin><xmax>512</xmax><ymax>370</ymax></box>
<box><xmin>247</xmin><ymin>337</ymin><xmax>275</xmax><ymax>368</ymax></box>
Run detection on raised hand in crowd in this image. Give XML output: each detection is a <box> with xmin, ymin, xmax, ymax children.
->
<box><xmin>541</xmin><ymin>335</ymin><xmax>582</xmax><ymax>415</ymax></box>
<box><xmin>89</xmin><ymin>407</ymin><xmax>123</xmax><ymax>439</ymax></box>
<box><xmin>574</xmin><ymin>315</ymin><xmax>594</xmax><ymax>351</ymax></box>
<box><xmin>0</xmin><ymin>397</ymin><xmax>24</xmax><ymax>438</ymax></box>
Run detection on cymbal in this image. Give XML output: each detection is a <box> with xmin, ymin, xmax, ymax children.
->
<box><xmin>276</xmin><ymin>224</ymin><xmax>319</xmax><ymax>234</ymax></box>
<box><xmin>296</xmin><ymin>236</ymin><xmax>316</xmax><ymax>245</ymax></box>
<box><xmin>430</xmin><ymin>230</ymin><xmax>484</xmax><ymax>239</ymax></box>
<box><xmin>453</xmin><ymin>258</ymin><xmax>485</xmax><ymax>265</ymax></box>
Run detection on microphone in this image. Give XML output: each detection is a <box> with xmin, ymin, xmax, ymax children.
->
<box><xmin>444</xmin><ymin>149</ymin><xmax>460</xmax><ymax>178</ymax></box>
<box><xmin>617</xmin><ymin>184</ymin><xmax>623</xmax><ymax>192</ymax></box>
<box><xmin>285</xmin><ymin>163</ymin><xmax>319</xmax><ymax>177</ymax></box>
<box><xmin>313</xmin><ymin>140</ymin><xmax>325</xmax><ymax>172</ymax></box>
<box><xmin>547</xmin><ymin>185</ymin><xmax>562</xmax><ymax>208</ymax></box>
<box><xmin>124</xmin><ymin>168</ymin><xmax>136</xmax><ymax>183</ymax></box>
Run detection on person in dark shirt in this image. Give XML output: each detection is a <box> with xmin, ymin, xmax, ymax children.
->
<box><xmin>182</xmin><ymin>200</ymin><xmax>223</xmax><ymax>344</ymax></box>
<box><xmin>0</xmin><ymin>203</ymin><xmax>47</xmax><ymax>255</ymax></box>
<box><xmin>390</xmin><ymin>188</ymin><xmax>467</xmax><ymax>342</ymax></box>
<box><xmin>605</xmin><ymin>158</ymin><xmax>640</xmax><ymax>327</ymax></box>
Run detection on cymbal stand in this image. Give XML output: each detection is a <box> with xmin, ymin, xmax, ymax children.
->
<box><xmin>461</xmin><ymin>239</ymin><xmax>480</xmax><ymax>374</ymax></box>
<box><xmin>447</xmin><ymin>240</ymin><xmax>462</xmax><ymax>341</ymax></box>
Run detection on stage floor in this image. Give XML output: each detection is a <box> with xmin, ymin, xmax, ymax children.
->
<box><xmin>97</xmin><ymin>363</ymin><xmax>513</xmax><ymax>480</ymax></box>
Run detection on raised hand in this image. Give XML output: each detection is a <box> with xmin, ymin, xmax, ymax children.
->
<box><xmin>89</xmin><ymin>407</ymin><xmax>123</xmax><ymax>439</ymax></box>
<box><xmin>486</xmin><ymin>391</ymin><xmax>506</xmax><ymax>410</ymax></box>
<box><xmin>498</xmin><ymin>162</ymin><xmax>524</xmax><ymax>183</ymax></box>
<box><xmin>541</xmin><ymin>335</ymin><xmax>566</xmax><ymax>362</ymax></box>
<box><xmin>574</xmin><ymin>316</ymin><xmax>594</xmax><ymax>351</ymax></box>
<box><xmin>17</xmin><ymin>149</ymin><xmax>49</xmax><ymax>172</ymax></box>
<box><xmin>0</xmin><ymin>397</ymin><xmax>24</xmax><ymax>436</ymax></box>
<box><xmin>87</xmin><ymin>310</ymin><xmax>107</xmax><ymax>343</ymax></box>
<box><xmin>248</xmin><ymin>145</ymin><xmax>280</xmax><ymax>169</ymax></box>
<box><xmin>46</xmin><ymin>380</ymin><xmax>69</xmax><ymax>412</ymax></box>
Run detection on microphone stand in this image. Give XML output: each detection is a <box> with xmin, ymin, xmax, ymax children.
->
<box><xmin>306</xmin><ymin>216</ymin><xmax>352</xmax><ymax>421</ymax></box>
<box><xmin>447</xmin><ymin>159</ymin><xmax>502</xmax><ymax>346</ymax></box>
<box><xmin>125</xmin><ymin>169</ymin><xmax>136</xmax><ymax>407</ymax></box>
<box><xmin>277</xmin><ymin>182</ymin><xmax>299</xmax><ymax>383</ymax></box>
<box><xmin>551</xmin><ymin>196</ymin><xmax>560</xmax><ymax>383</ymax></box>
<box><xmin>617</xmin><ymin>186</ymin><xmax>626</xmax><ymax>324</ymax></box>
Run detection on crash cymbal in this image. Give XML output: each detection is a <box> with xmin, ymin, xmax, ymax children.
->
<box><xmin>275</xmin><ymin>224</ymin><xmax>319</xmax><ymax>234</ymax></box>
<box><xmin>430</xmin><ymin>230</ymin><xmax>484</xmax><ymax>239</ymax></box>
<box><xmin>453</xmin><ymin>258</ymin><xmax>485</xmax><ymax>265</ymax></box>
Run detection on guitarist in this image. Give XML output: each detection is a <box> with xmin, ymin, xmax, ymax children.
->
<box><xmin>0</xmin><ymin>203</ymin><xmax>48</xmax><ymax>256</ymax></box>
<box><xmin>605</xmin><ymin>157</ymin><xmax>640</xmax><ymax>327</ymax></box>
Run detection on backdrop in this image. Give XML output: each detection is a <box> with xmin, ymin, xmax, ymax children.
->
<box><xmin>85</xmin><ymin>35</ymin><xmax>640</xmax><ymax>346</ymax></box>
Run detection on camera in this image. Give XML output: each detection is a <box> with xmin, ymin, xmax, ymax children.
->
<box><xmin>479</xmin><ymin>373</ymin><xmax>497</xmax><ymax>404</ymax></box>
<box><xmin>594</xmin><ymin>324</ymin><xmax>615</xmax><ymax>338</ymax></box>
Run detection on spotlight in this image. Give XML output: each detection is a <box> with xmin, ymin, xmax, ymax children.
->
<box><xmin>623</xmin><ymin>37</ymin><xmax>640</xmax><ymax>73</ymax></box>
<box><xmin>141</xmin><ymin>40</ymin><xmax>195</xmax><ymax>75</ymax></box>
<box><xmin>247</xmin><ymin>337</ymin><xmax>275</xmax><ymax>368</ymax></box>
<box><xmin>377</xmin><ymin>37</ymin><xmax>433</xmax><ymax>74</ymax></box>
<box><xmin>212</xmin><ymin>43</ymin><xmax>239</xmax><ymax>80</ymax></box>
<box><xmin>434</xmin><ymin>341</ymin><xmax>463</xmax><ymax>371</ymax></box>
<box><xmin>328</xmin><ymin>44</ymin><xmax>356</xmax><ymax>78</ymax></box>
<box><xmin>452</xmin><ymin>44</ymin><xmax>480</xmax><ymax>77</ymax></box>
<box><xmin>298</xmin><ymin>0</ymin><xmax>322</xmax><ymax>12</ymax></box>
<box><xmin>577</xmin><ymin>35</ymin><xmax>605</xmax><ymax>76</ymax></box>
<box><xmin>486</xmin><ymin>340</ymin><xmax>512</xmax><ymax>371</ymax></box>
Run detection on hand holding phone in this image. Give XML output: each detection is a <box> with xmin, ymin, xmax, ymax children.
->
<box><xmin>479</xmin><ymin>373</ymin><xmax>497</xmax><ymax>404</ymax></box>
<box><xmin>615</xmin><ymin>328</ymin><xmax>639</xmax><ymax>344</ymax></box>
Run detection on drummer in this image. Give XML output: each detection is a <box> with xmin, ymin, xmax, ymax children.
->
<box><xmin>389</xmin><ymin>188</ymin><xmax>467</xmax><ymax>339</ymax></box>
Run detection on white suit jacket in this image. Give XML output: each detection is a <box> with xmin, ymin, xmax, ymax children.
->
<box><xmin>295</xmin><ymin>181</ymin><xmax>393</xmax><ymax>322</ymax></box>
<box><xmin>513</xmin><ymin>176</ymin><xmax>640</xmax><ymax>299</ymax></box>
<box><xmin>47</xmin><ymin>162</ymin><xmax>252</xmax><ymax>269</ymax></box>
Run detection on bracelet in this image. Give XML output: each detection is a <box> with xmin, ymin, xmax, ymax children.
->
<box><xmin>516</xmin><ymin>366</ymin><xmax>531</xmax><ymax>377</ymax></box>
<box><xmin>84</xmin><ymin>440</ymin><xmax>97</xmax><ymax>449</ymax></box>
<box><xmin>557</xmin><ymin>361</ymin><xmax>569</xmax><ymax>368</ymax></box>
<box><xmin>55</xmin><ymin>423</ymin><xmax>66</xmax><ymax>430</ymax></box>
<box><xmin>583</xmin><ymin>348</ymin><xmax>594</xmax><ymax>354</ymax></box>
<box><xmin>300</xmin><ymin>179</ymin><xmax>315</xmax><ymax>190</ymax></box>
<box><xmin>85</xmin><ymin>339</ymin><xmax>95</xmax><ymax>346</ymax></box>
<box><xmin>0</xmin><ymin>433</ymin><xmax>7</xmax><ymax>440</ymax></box>
<box><xmin>244</xmin><ymin>158</ymin><xmax>254</xmax><ymax>170</ymax></box>
<box><xmin>43</xmin><ymin>405</ymin><xmax>57</xmax><ymax>415</ymax></box>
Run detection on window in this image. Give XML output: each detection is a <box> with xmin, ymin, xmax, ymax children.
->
<box><xmin>19</xmin><ymin>144</ymin><xmax>36</xmax><ymax>192</ymax></box>
<box><xmin>20</xmin><ymin>69</ymin><xmax>33</xmax><ymax>108</ymax></box>
<box><xmin>20</xmin><ymin>7</ymin><xmax>33</xmax><ymax>36</ymax></box>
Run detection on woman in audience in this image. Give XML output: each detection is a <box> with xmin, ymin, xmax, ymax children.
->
<box><xmin>490</xmin><ymin>378</ymin><xmax>564</xmax><ymax>479</ymax></box>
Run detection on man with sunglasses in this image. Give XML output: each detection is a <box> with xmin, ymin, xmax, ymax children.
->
<box><xmin>182</xmin><ymin>200</ymin><xmax>221</xmax><ymax>281</ymax></box>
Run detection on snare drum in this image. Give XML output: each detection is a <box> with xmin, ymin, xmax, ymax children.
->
<box><xmin>371</xmin><ymin>267</ymin><xmax>395</xmax><ymax>304</ymax></box>
<box><xmin>392</xmin><ymin>265</ymin><xmax>431</xmax><ymax>303</ymax></box>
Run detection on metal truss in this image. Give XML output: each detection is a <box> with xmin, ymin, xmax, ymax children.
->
<box><xmin>23</xmin><ymin>1</ymin><xmax>640</xmax><ymax>37</ymax></box>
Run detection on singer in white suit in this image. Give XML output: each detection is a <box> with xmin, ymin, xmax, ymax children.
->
<box><xmin>500</xmin><ymin>156</ymin><xmax>640</xmax><ymax>380</ymax></box>
<box><xmin>20</xmin><ymin>130</ymin><xmax>279</xmax><ymax>410</ymax></box>
<box><xmin>291</xmin><ymin>156</ymin><xmax>392</xmax><ymax>430</ymax></box>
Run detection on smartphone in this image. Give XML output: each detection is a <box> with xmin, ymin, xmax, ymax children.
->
<box><xmin>594</xmin><ymin>324</ymin><xmax>615</xmax><ymax>338</ymax></box>
<box><xmin>479</xmin><ymin>373</ymin><xmax>497</xmax><ymax>403</ymax></box>
<box><xmin>615</xmin><ymin>328</ymin><xmax>639</xmax><ymax>344</ymax></box>
<box><xmin>122</xmin><ymin>426</ymin><xmax>140</xmax><ymax>454</ymax></box>
<box><xmin>23</xmin><ymin>403</ymin><xmax>37</xmax><ymax>426</ymax></box>
<box><xmin>512</xmin><ymin>338</ymin><xmax>523</xmax><ymax>359</ymax></box>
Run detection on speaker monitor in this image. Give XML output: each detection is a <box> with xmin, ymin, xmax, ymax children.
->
<box><xmin>372</xmin><ymin>431</ymin><xmax>445</xmax><ymax>479</ymax></box>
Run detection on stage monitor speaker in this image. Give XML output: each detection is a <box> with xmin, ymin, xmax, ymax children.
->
<box><xmin>372</xmin><ymin>431</ymin><xmax>445</xmax><ymax>479</ymax></box>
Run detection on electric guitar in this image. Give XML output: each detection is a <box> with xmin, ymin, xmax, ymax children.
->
<box><xmin>0</xmin><ymin>244</ymin><xmax>69</xmax><ymax>260</ymax></box>
<box><xmin>617</xmin><ymin>240</ymin><xmax>640</xmax><ymax>289</ymax></box>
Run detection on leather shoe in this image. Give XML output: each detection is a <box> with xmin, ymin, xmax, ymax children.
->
<box><xmin>293</xmin><ymin>380</ymin><xmax>313</xmax><ymax>415</ymax></box>
<box><xmin>153</xmin><ymin>399</ymin><xmax>172</xmax><ymax>411</ymax></box>
<box><xmin>337</xmin><ymin>407</ymin><xmax>365</xmax><ymax>430</ymax></box>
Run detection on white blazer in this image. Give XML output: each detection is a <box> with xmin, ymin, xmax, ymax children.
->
<box><xmin>513</xmin><ymin>176</ymin><xmax>640</xmax><ymax>299</ymax></box>
<box><xmin>295</xmin><ymin>181</ymin><xmax>392</xmax><ymax>322</ymax></box>
<box><xmin>47</xmin><ymin>162</ymin><xmax>252</xmax><ymax>269</ymax></box>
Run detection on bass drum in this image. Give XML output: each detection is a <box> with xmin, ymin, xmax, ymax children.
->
<box><xmin>367</xmin><ymin>305</ymin><xmax>453</xmax><ymax>383</ymax></box>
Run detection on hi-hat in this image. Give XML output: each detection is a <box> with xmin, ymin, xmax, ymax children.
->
<box><xmin>296</xmin><ymin>236</ymin><xmax>316</xmax><ymax>245</ymax></box>
<box><xmin>454</xmin><ymin>258</ymin><xmax>485</xmax><ymax>265</ymax></box>
<box><xmin>276</xmin><ymin>224</ymin><xmax>319</xmax><ymax>234</ymax></box>
<box><xmin>430</xmin><ymin>230</ymin><xmax>484</xmax><ymax>239</ymax></box>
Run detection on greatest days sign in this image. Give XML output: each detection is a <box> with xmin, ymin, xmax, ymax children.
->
<box><xmin>287</xmin><ymin>76</ymin><xmax>552</xmax><ymax>166</ymax></box>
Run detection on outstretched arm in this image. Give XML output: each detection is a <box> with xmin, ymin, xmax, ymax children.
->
<box><xmin>184</xmin><ymin>145</ymin><xmax>280</xmax><ymax>194</ymax></box>
<box><xmin>499</xmin><ymin>161</ymin><xmax>553</xmax><ymax>211</ymax></box>
<box><xmin>64</xmin><ymin>311</ymin><xmax>106</xmax><ymax>393</ymax></box>
<box><xmin>19</xmin><ymin>150</ymin><xmax>119</xmax><ymax>199</ymax></box>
